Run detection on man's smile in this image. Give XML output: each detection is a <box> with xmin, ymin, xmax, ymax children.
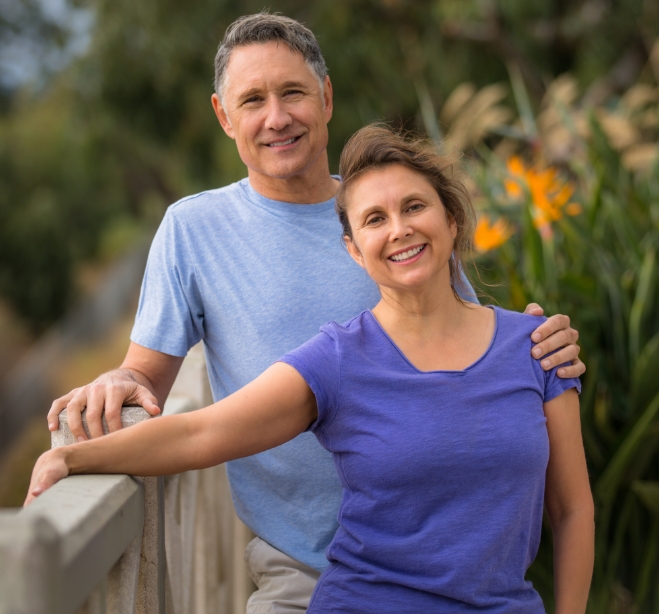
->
<box><xmin>265</xmin><ymin>135</ymin><xmax>302</xmax><ymax>147</ymax></box>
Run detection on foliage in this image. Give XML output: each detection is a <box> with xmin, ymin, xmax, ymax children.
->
<box><xmin>424</xmin><ymin>43</ymin><xmax>659</xmax><ymax>612</ymax></box>
<box><xmin>1</xmin><ymin>0</ymin><xmax>658</xmax><ymax>330</ymax></box>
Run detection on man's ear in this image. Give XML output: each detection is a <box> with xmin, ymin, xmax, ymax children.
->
<box><xmin>345</xmin><ymin>235</ymin><xmax>365</xmax><ymax>269</ymax></box>
<box><xmin>322</xmin><ymin>76</ymin><xmax>333</xmax><ymax>123</ymax></box>
<box><xmin>211</xmin><ymin>93</ymin><xmax>235</xmax><ymax>139</ymax></box>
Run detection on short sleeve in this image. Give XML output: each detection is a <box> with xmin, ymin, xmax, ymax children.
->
<box><xmin>130</xmin><ymin>209</ymin><xmax>204</xmax><ymax>357</ymax></box>
<box><xmin>278</xmin><ymin>327</ymin><xmax>341</xmax><ymax>432</ymax></box>
<box><xmin>544</xmin><ymin>361</ymin><xmax>582</xmax><ymax>403</ymax></box>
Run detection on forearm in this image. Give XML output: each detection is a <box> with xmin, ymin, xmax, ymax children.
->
<box><xmin>63</xmin><ymin>412</ymin><xmax>211</xmax><ymax>477</ymax></box>
<box><xmin>552</xmin><ymin>509</ymin><xmax>594</xmax><ymax>614</ymax></box>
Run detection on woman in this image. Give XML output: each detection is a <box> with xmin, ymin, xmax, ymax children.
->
<box><xmin>27</xmin><ymin>125</ymin><xmax>594</xmax><ymax>613</ymax></box>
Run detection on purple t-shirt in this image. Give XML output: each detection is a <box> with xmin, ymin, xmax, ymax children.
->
<box><xmin>279</xmin><ymin>307</ymin><xmax>581</xmax><ymax>614</ymax></box>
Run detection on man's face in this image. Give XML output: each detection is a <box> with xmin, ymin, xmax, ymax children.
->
<box><xmin>212</xmin><ymin>41</ymin><xmax>333</xmax><ymax>184</ymax></box>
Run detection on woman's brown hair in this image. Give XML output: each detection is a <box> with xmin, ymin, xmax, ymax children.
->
<box><xmin>336</xmin><ymin>124</ymin><xmax>476</xmax><ymax>300</ymax></box>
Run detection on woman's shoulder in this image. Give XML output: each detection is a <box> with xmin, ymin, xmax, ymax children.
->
<box><xmin>319</xmin><ymin>310</ymin><xmax>373</xmax><ymax>337</ymax></box>
<box><xmin>487</xmin><ymin>306</ymin><xmax>547</xmax><ymax>356</ymax></box>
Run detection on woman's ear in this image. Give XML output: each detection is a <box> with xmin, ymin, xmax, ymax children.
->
<box><xmin>345</xmin><ymin>235</ymin><xmax>365</xmax><ymax>268</ymax></box>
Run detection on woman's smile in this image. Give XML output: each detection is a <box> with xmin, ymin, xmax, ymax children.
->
<box><xmin>387</xmin><ymin>243</ymin><xmax>427</xmax><ymax>263</ymax></box>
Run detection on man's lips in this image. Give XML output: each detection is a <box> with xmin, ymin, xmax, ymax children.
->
<box><xmin>264</xmin><ymin>135</ymin><xmax>302</xmax><ymax>147</ymax></box>
<box><xmin>388</xmin><ymin>244</ymin><xmax>427</xmax><ymax>262</ymax></box>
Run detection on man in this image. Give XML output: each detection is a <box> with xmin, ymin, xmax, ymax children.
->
<box><xmin>47</xmin><ymin>13</ymin><xmax>584</xmax><ymax>613</ymax></box>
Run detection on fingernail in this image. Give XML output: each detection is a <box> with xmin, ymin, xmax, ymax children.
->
<box><xmin>77</xmin><ymin>436</ymin><xmax>86</xmax><ymax>443</ymax></box>
<box><xmin>48</xmin><ymin>423</ymin><xmax>55</xmax><ymax>431</ymax></box>
<box><xmin>32</xmin><ymin>487</ymin><xmax>43</xmax><ymax>495</ymax></box>
<box><xmin>532</xmin><ymin>347</ymin><xmax>542</xmax><ymax>357</ymax></box>
<box><xmin>532</xmin><ymin>333</ymin><xmax>541</xmax><ymax>341</ymax></box>
<box><xmin>542</xmin><ymin>359</ymin><xmax>551</xmax><ymax>368</ymax></box>
<box><xmin>558</xmin><ymin>369</ymin><xmax>565</xmax><ymax>377</ymax></box>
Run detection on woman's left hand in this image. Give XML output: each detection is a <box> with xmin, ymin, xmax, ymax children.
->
<box><xmin>24</xmin><ymin>448</ymin><xmax>70</xmax><ymax>506</ymax></box>
<box><xmin>524</xmin><ymin>303</ymin><xmax>585</xmax><ymax>379</ymax></box>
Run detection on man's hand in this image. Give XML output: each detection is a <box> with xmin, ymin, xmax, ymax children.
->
<box><xmin>47</xmin><ymin>342</ymin><xmax>184</xmax><ymax>442</ymax></box>
<box><xmin>47</xmin><ymin>369</ymin><xmax>161</xmax><ymax>442</ymax></box>
<box><xmin>524</xmin><ymin>303</ymin><xmax>585</xmax><ymax>379</ymax></box>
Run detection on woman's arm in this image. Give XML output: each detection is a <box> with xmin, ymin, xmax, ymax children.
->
<box><xmin>544</xmin><ymin>388</ymin><xmax>595</xmax><ymax>614</ymax></box>
<box><xmin>25</xmin><ymin>362</ymin><xmax>316</xmax><ymax>505</ymax></box>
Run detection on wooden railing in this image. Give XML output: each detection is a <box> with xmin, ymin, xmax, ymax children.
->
<box><xmin>0</xmin><ymin>344</ymin><xmax>255</xmax><ymax>614</ymax></box>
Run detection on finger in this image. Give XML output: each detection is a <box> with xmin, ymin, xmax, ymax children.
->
<box><xmin>557</xmin><ymin>359</ymin><xmax>586</xmax><ymax>379</ymax></box>
<box><xmin>65</xmin><ymin>393</ymin><xmax>88</xmax><ymax>442</ymax></box>
<box><xmin>537</xmin><ymin>344</ymin><xmax>580</xmax><ymax>370</ymax></box>
<box><xmin>47</xmin><ymin>390</ymin><xmax>76</xmax><ymax>431</ymax></box>
<box><xmin>524</xmin><ymin>302</ymin><xmax>544</xmax><ymax>316</ymax></box>
<box><xmin>85</xmin><ymin>385</ymin><xmax>107</xmax><ymax>439</ymax></box>
<box><xmin>531</xmin><ymin>313</ymin><xmax>572</xmax><ymax>344</ymax></box>
<box><xmin>135</xmin><ymin>388</ymin><xmax>162</xmax><ymax>416</ymax></box>
<box><xmin>105</xmin><ymin>387</ymin><xmax>127</xmax><ymax>433</ymax></box>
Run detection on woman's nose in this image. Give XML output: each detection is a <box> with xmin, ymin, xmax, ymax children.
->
<box><xmin>390</xmin><ymin>215</ymin><xmax>413</xmax><ymax>241</ymax></box>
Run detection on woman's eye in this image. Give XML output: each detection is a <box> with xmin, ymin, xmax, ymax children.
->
<box><xmin>408</xmin><ymin>203</ymin><xmax>424</xmax><ymax>212</ymax></box>
<box><xmin>366</xmin><ymin>215</ymin><xmax>384</xmax><ymax>225</ymax></box>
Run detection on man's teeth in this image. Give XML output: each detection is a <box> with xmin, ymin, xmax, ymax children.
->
<box><xmin>390</xmin><ymin>245</ymin><xmax>424</xmax><ymax>262</ymax></box>
<box><xmin>269</xmin><ymin>137</ymin><xmax>296</xmax><ymax>147</ymax></box>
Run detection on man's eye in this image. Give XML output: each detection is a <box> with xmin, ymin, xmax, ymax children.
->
<box><xmin>284</xmin><ymin>90</ymin><xmax>303</xmax><ymax>97</ymax></box>
<box><xmin>243</xmin><ymin>96</ymin><xmax>262</xmax><ymax>105</ymax></box>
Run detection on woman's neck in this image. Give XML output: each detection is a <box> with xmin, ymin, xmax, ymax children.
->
<box><xmin>371</xmin><ymin>282</ymin><xmax>492</xmax><ymax>372</ymax></box>
<box><xmin>372</xmin><ymin>280</ymin><xmax>469</xmax><ymax>338</ymax></box>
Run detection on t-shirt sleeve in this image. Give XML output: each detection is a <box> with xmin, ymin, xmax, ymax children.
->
<box><xmin>278</xmin><ymin>327</ymin><xmax>341</xmax><ymax>432</ymax></box>
<box><xmin>544</xmin><ymin>360</ymin><xmax>582</xmax><ymax>403</ymax></box>
<box><xmin>130</xmin><ymin>209</ymin><xmax>204</xmax><ymax>357</ymax></box>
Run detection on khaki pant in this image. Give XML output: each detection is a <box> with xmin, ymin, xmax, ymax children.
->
<box><xmin>244</xmin><ymin>537</ymin><xmax>321</xmax><ymax>614</ymax></box>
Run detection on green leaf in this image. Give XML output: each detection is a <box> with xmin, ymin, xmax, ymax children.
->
<box><xmin>595</xmin><ymin>390</ymin><xmax>659</xmax><ymax>505</ymax></box>
<box><xmin>631</xmin><ymin>331</ymin><xmax>659</xmax><ymax>417</ymax></box>
<box><xmin>631</xmin><ymin>480</ymin><xmax>659</xmax><ymax>515</ymax></box>
<box><xmin>629</xmin><ymin>248</ymin><xmax>657</xmax><ymax>365</ymax></box>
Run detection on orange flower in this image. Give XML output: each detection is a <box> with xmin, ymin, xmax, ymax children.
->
<box><xmin>505</xmin><ymin>156</ymin><xmax>525</xmax><ymax>199</ymax></box>
<box><xmin>474</xmin><ymin>215</ymin><xmax>512</xmax><ymax>252</ymax></box>
<box><xmin>504</xmin><ymin>156</ymin><xmax>582</xmax><ymax>228</ymax></box>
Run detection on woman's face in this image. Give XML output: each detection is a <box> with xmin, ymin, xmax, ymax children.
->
<box><xmin>344</xmin><ymin>164</ymin><xmax>457</xmax><ymax>295</ymax></box>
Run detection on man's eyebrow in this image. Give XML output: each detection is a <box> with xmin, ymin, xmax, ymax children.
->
<box><xmin>235</xmin><ymin>81</ymin><xmax>310</xmax><ymax>101</ymax></box>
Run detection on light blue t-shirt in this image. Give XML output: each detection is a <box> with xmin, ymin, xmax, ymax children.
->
<box><xmin>131</xmin><ymin>177</ymin><xmax>475</xmax><ymax>571</ymax></box>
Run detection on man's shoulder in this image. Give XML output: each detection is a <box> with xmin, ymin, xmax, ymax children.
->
<box><xmin>167</xmin><ymin>179</ymin><xmax>248</xmax><ymax>219</ymax></box>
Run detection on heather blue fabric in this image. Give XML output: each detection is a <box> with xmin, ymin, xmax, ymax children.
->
<box><xmin>131</xmin><ymin>178</ymin><xmax>477</xmax><ymax>571</ymax></box>
<box><xmin>280</xmin><ymin>307</ymin><xmax>581</xmax><ymax>612</ymax></box>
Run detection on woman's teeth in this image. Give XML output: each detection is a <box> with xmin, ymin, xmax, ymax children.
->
<box><xmin>390</xmin><ymin>245</ymin><xmax>425</xmax><ymax>262</ymax></box>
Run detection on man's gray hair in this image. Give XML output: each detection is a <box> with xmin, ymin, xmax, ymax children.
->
<box><xmin>214</xmin><ymin>12</ymin><xmax>328</xmax><ymax>100</ymax></box>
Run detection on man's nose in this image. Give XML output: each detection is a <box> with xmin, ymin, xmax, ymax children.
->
<box><xmin>264</xmin><ymin>97</ymin><xmax>292</xmax><ymax>131</ymax></box>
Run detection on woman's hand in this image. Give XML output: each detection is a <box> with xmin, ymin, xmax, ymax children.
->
<box><xmin>24</xmin><ymin>448</ymin><xmax>70</xmax><ymax>506</ymax></box>
<box><xmin>524</xmin><ymin>303</ymin><xmax>585</xmax><ymax>378</ymax></box>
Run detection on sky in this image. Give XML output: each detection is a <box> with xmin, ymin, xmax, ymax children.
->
<box><xmin>0</xmin><ymin>0</ymin><xmax>93</xmax><ymax>90</ymax></box>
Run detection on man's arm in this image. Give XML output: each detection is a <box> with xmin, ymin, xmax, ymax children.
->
<box><xmin>523</xmin><ymin>303</ymin><xmax>584</xmax><ymax>379</ymax></box>
<box><xmin>47</xmin><ymin>342</ymin><xmax>184</xmax><ymax>442</ymax></box>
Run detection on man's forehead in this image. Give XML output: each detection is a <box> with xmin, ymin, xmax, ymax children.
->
<box><xmin>224</xmin><ymin>42</ymin><xmax>317</xmax><ymax>93</ymax></box>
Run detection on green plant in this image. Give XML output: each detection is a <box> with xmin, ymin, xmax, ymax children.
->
<box><xmin>421</xmin><ymin>42</ymin><xmax>659</xmax><ymax>612</ymax></box>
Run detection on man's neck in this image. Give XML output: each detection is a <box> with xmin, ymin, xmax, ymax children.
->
<box><xmin>247</xmin><ymin>162</ymin><xmax>339</xmax><ymax>204</ymax></box>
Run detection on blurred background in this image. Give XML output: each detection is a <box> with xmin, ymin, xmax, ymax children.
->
<box><xmin>0</xmin><ymin>0</ymin><xmax>658</xmax><ymax>610</ymax></box>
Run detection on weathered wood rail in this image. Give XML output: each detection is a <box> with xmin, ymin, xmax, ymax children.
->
<box><xmin>0</xmin><ymin>344</ymin><xmax>255</xmax><ymax>614</ymax></box>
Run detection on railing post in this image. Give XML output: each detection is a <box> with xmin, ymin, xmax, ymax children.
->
<box><xmin>0</xmin><ymin>512</ymin><xmax>61</xmax><ymax>614</ymax></box>
<box><xmin>53</xmin><ymin>407</ymin><xmax>165</xmax><ymax>614</ymax></box>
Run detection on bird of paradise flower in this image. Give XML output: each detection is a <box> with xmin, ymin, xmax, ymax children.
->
<box><xmin>504</xmin><ymin>156</ymin><xmax>582</xmax><ymax>236</ymax></box>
